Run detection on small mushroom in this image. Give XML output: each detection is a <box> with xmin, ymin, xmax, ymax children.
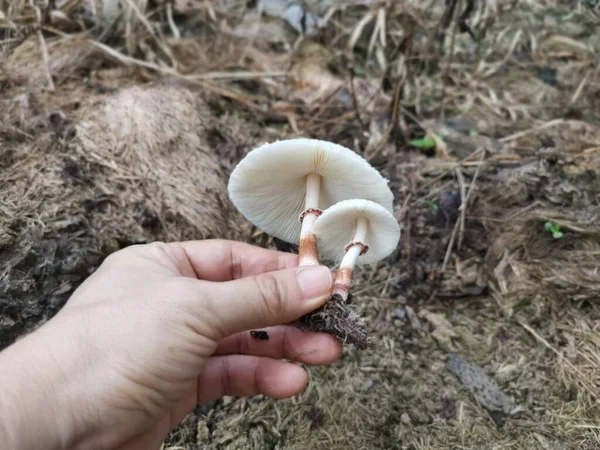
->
<box><xmin>313</xmin><ymin>199</ymin><xmax>400</xmax><ymax>301</ymax></box>
<box><xmin>227</xmin><ymin>139</ymin><xmax>393</xmax><ymax>265</ymax></box>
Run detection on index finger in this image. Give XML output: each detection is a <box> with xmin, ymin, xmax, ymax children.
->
<box><xmin>169</xmin><ymin>239</ymin><xmax>299</xmax><ymax>281</ymax></box>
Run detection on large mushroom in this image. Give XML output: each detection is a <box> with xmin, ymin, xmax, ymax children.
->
<box><xmin>227</xmin><ymin>138</ymin><xmax>393</xmax><ymax>266</ymax></box>
<box><xmin>313</xmin><ymin>199</ymin><xmax>401</xmax><ymax>301</ymax></box>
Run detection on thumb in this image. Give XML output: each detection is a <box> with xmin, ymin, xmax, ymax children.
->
<box><xmin>203</xmin><ymin>265</ymin><xmax>333</xmax><ymax>338</ymax></box>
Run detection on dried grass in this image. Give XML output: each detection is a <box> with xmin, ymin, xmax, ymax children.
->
<box><xmin>2</xmin><ymin>0</ymin><xmax>600</xmax><ymax>448</ymax></box>
<box><xmin>0</xmin><ymin>80</ymin><xmax>260</xmax><ymax>345</ymax></box>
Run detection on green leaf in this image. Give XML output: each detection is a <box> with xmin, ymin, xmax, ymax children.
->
<box><xmin>544</xmin><ymin>221</ymin><xmax>564</xmax><ymax>238</ymax></box>
<box><xmin>410</xmin><ymin>135</ymin><xmax>437</xmax><ymax>149</ymax></box>
<box><xmin>468</xmin><ymin>129</ymin><xmax>480</xmax><ymax>136</ymax></box>
<box><xmin>352</xmin><ymin>66</ymin><xmax>366</xmax><ymax>77</ymax></box>
<box><xmin>422</xmin><ymin>199</ymin><xmax>439</xmax><ymax>211</ymax></box>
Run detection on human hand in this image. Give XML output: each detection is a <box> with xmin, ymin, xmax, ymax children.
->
<box><xmin>0</xmin><ymin>240</ymin><xmax>340</xmax><ymax>450</ymax></box>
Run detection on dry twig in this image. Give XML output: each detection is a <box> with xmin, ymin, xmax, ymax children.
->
<box><xmin>455</xmin><ymin>166</ymin><xmax>467</xmax><ymax>250</ymax></box>
<box><xmin>29</xmin><ymin>0</ymin><xmax>55</xmax><ymax>90</ymax></box>
<box><xmin>442</xmin><ymin>148</ymin><xmax>486</xmax><ymax>271</ymax></box>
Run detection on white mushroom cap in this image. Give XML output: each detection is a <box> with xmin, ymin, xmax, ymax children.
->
<box><xmin>313</xmin><ymin>199</ymin><xmax>400</xmax><ymax>265</ymax></box>
<box><xmin>227</xmin><ymin>138</ymin><xmax>394</xmax><ymax>243</ymax></box>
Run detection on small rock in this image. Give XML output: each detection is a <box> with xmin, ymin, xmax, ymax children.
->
<box><xmin>538</xmin><ymin>67</ymin><xmax>558</xmax><ymax>87</ymax></box>
<box><xmin>400</xmin><ymin>413</ymin><xmax>411</xmax><ymax>425</ymax></box>
<box><xmin>419</xmin><ymin>310</ymin><xmax>458</xmax><ymax>351</ymax></box>
<box><xmin>393</xmin><ymin>308</ymin><xmax>406</xmax><ymax>320</ymax></box>
<box><xmin>282</xmin><ymin>4</ymin><xmax>323</xmax><ymax>35</ymax></box>
<box><xmin>0</xmin><ymin>317</ymin><xmax>16</xmax><ymax>330</ymax></box>
<box><xmin>48</xmin><ymin>110</ymin><xmax>72</xmax><ymax>138</ymax></box>
<box><xmin>305</xmin><ymin>405</ymin><xmax>325</xmax><ymax>430</ymax></box>
<box><xmin>438</xmin><ymin>191</ymin><xmax>461</xmax><ymax>227</ymax></box>
<box><xmin>408</xmin><ymin>408</ymin><xmax>432</xmax><ymax>425</ymax></box>
<box><xmin>447</xmin><ymin>354</ymin><xmax>513</xmax><ymax>414</ymax></box>
<box><xmin>221</xmin><ymin>396</ymin><xmax>235</xmax><ymax>407</ymax></box>
<box><xmin>359</xmin><ymin>378</ymin><xmax>374</xmax><ymax>392</ymax></box>
<box><xmin>196</xmin><ymin>419</ymin><xmax>210</xmax><ymax>442</ymax></box>
<box><xmin>395</xmin><ymin>295</ymin><xmax>407</xmax><ymax>305</ymax></box>
<box><xmin>405</xmin><ymin>305</ymin><xmax>422</xmax><ymax>330</ymax></box>
<box><xmin>53</xmin><ymin>282</ymin><xmax>72</xmax><ymax>296</ymax></box>
<box><xmin>84</xmin><ymin>253</ymin><xmax>102</xmax><ymax>266</ymax></box>
<box><xmin>440</xmin><ymin>397</ymin><xmax>458</xmax><ymax>420</ymax></box>
<box><xmin>102</xmin><ymin>238</ymin><xmax>121</xmax><ymax>255</ymax></box>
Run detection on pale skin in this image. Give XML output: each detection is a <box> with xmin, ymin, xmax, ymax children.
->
<box><xmin>0</xmin><ymin>239</ymin><xmax>340</xmax><ymax>450</ymax></box>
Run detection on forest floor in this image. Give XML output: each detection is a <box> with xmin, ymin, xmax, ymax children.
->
<box><xmin>1</xmin><ymin>1</ymin><xmax>600</xmax><ymax>449</ymax></box>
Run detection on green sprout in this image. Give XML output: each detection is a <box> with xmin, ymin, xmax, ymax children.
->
<box><xmin>410</xmin><ymin>135</ymin><xmax>437</xmax><ymax>149</ymax></box>
<box><xmin>544</xmin><ymin>221</ymin><xmax>564</xmax><ymax>239</ymax></box>
<box><xmin>352</xmin><ymin>66</ymin><xmax>366</xmax><ymax>77</ymax></box>
<box><xmin>421</xmin><ymin>199</ymin><xmax>439</xmax><ymax>211</ymax></box>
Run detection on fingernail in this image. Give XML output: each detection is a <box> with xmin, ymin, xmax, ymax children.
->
<box><xmin>296</xmin><ymin>265</ymin><xmax>333</xmax><ymax>300</ymax></box>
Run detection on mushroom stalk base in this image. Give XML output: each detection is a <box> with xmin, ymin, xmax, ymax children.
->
<box><xmin>292</xmin><ymin>293</ymin><xmax>371</xmax><ymax>350</ymax></box>
<box><xmin>293</xmin><ymin>216</ymin><xmax>372</xmax><ymax>349</ymax></box>
<box><xmin>330</xmin><ymin>216</ymin><xmax>369</xmax><ymax>300</ymax></box>
<box><xmin>298</xmin><ymin>233</ymin><xmax>318</xmax><ymax>266</ymax></box>
<box><xmin>332</xmin><ymin>267</ymin><xmax>353</xmax><ymax>302</ymax></box>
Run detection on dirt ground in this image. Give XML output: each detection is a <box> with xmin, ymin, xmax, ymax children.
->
<box><xmin>2</xmin><ymin>1</ymin><xmax>600</xmax><ymax>449</ymax></box>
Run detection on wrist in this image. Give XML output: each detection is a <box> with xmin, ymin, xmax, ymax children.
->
<box><xmin>0</xmin><ymin>325</ymin><xmax>78</xmax><ymax>450</ymax></box>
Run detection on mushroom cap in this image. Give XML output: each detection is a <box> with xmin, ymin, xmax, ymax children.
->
<box><xmin>313</xmin><ymin>199</ymin><xmax>400</xmax><ymax>265</ymax></box>
<box><xmin>227</xmin><ymin>138</ymin><xmax>394</xmax><ymax>243</ymax></box>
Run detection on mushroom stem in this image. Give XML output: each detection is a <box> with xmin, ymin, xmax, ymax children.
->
<box><xmin>332</xmin><ymin>216</ymin><xmax>368</xmax><ymax>301</ymax></box>
<box><xmin>298</xmin><ymin>173</ymin><xmax>321</xmax><ymax>266</ymax></box>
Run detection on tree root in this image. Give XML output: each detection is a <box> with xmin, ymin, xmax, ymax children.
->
<box><xmin>292</xmin><ymin>294</ymin><xmax>371</xmax><ymax>350</ymax></box>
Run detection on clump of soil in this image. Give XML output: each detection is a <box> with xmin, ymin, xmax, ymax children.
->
<box><xmin>2</xmin><ymin>37</ymin><xmax>104</xmax><ymax>90</ymax></box>
<box><xmin>293</xmin><ymin>293</ymin><xmax>370</xmax><ymax>349</ymax></box>
<box><xmin>0</xmin><ymin>63</ymin><xmax>263</xmax><ymax>348</ymax></box>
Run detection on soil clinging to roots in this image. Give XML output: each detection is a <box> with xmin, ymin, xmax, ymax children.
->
<box><xmin>293</xmin><ymin>293</ymin><xmax>371</xmax><ymax>350</ymax></box>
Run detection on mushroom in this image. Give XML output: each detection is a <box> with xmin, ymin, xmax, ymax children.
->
<box><xmin>227</xmin><ymin>138</ymin><xmax>394</xmax><ymax>266</ymax></box>
<box><xmin>313</xmin><ymin>199</ymin><xmax>400</xmax><ymax>301</ymax></box>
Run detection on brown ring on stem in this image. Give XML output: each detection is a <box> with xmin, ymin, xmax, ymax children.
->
<box><xmin>298</xmin><ymin>207</ymin><xmax>323</xmax><ymax>266</ymax></box>
<box><xmin>299</xmin><ymin>208</ymin><xmax>323</xmax><ymax>223</ymax></box>
<box><xmin>344</xmin><ymin>241</ymin><xmax>369</xmax><ymax>255</ymax></box>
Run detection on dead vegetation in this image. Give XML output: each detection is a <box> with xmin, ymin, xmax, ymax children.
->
<box><xmin>2</xmin><ymin>0</ymin><xmax>600</xmax><ymax>449</ymax></box>
<box><xmin>0</xmin><ymin>77</ymin><xmax>259</xmax><ymax>345</ymax></box>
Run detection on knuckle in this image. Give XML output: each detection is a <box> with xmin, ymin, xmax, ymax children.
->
<box><xmin>99</xmin><ymin>241</ymin><xmax>172</xmax><ymax>273</ymax></box>
<box><xmin>100</xmin><ymin>250</ymin><xmax>122</xmax><ymax>267</ymax></box>
<box><xmin>254</xmin><ymin>273</ymin><xmax>288</xmax><ymax>320</ymax></box>
<box><xmin>99</xmin><ymin>247</ymin><xmax>132</xmax><ymax>270</ymax></box>
<box><xmin>142</xmin><ymin>241</ymin><xmax>171</xmax><ymax>260</ymax></box>
<box><xmin>235</xmin><ymin>331</ymin><xmax>250</xmax><ymax>356</ymax></box>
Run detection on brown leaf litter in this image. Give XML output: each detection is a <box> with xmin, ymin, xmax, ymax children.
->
<box><xmin>2</xmin><ymin>0</ymin><xmax>600</xmax><ymax>449</ymax></box>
